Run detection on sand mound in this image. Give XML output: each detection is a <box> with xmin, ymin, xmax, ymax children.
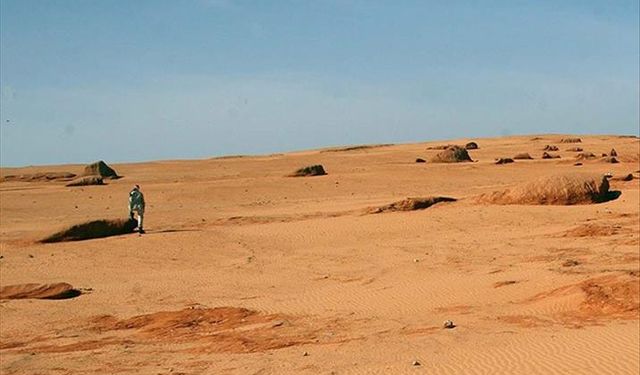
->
<box><xmin>425</xmin><ymin>144</ymin><xmax>455</xmax><ymax>150</ymax></box>
<box><xmin>289</xmin><ymin>165</ymin><xmax>327</xmax><ymax>177</ymax></box>
<box><xmin>566</xmin><ymin>147</ymin><xmax>583</xmax><ymax>152</ymax></box>
<box><xmin>495</xmin><ymin>158</ymin><xmax>514</xmax><ymax>164</ymax></box>
<box><xmin>430</xmin><ymin>146</ymin><xmax>472</xmax><ymax>163</ymax></box>
<box><xmin>464</xmin><ymin>142</ymin><xmax>478</xmax><ymax>150</ymax></box>
<box><xmin>513</xmin><ymin>153</ymin><xmax>533</xmax><ymax>160</ymax></box>
<box><xmin>525</xmin><ymin>275</ymin><xmax>638</xmax><ymax>322</ymax></box>
<box><xmin>478</xmin><ymin>173</ymin><xmax>619</xmax><ymax>205</ymax></box>
<box><xmin>86</xmin><ymin>307</ymin><xmax>318</xmax><ymax>353</ymax></box>
<box><xmin>575</xmin><ymin>152</ymin><xmax>596</xmax><ymax>160</ymax></box>
<box><xmin>96</xmin><ymin>307</ymin><xmax>263</xmax><ymax>335</ymax></box>
<box><xmin>560</xmin><ymin>138</ymin><xmax>582</xmax><ymax>143</ymax></box>
<box><xmin>66</xmin><ymin>176</ymin><xmax>104</xmax><ymax>187</ymax></box>
<box><xmin>0</xmin><ymin>283</ymin><xmax>81</xmax><ymax>300</ymax></box>
<box><xmin>14</xmin><ymin>307</ymin><xmax>331</xmax><ymax>355</ymax></box>
<box><xmin>321</xmin><ymin>144</ymin><xmax>393</xmax><ymax>152</ymax></box>
<box><xmin>41</xmin><ymin>218</ymin><xmax>137</xmax><ymax>243</ymax></box>
<box><xmin>0</xmin><ymin>172</ymin><xmax>76</xmax><ymax>183</ymax></box>
<box><xmin>504</xmin><ymin>275</ymin><xmax>639</xmax><ymax>328</ymax></box>
<box><xmin>543</xmin><ymin>145</ymin><xmax>559</xmax><ymax>151</ymax></box>
<box><xmin>542</xmin><ymin>152</ymin><xmax>560</xmax><ymax>159</ymax></box>
<box><xmin>561</xmin><ymin>224</ymin><xmax>621</xmax><ymax>237</ymax></box>
<box><xmin>579</xmin><ymin>277</ymin><xmax>638</xmax><ymax>318</ymax></box>
<box><xmin>368</xmin><ymin>197</ymin><xmax>456</xmax><ymax>213</ymax></box>
<box><xmin>82</xmin><ymin>161</ymin><xmax>119</xmax><ymax>179</ymax></box>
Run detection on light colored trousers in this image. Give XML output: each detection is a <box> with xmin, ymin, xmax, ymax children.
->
<box><xmin>131</xmin><ymin>209</ymin><xmax>144</xmax><ymax>229</ymax></box>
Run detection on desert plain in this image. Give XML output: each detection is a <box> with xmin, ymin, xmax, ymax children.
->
<box><xmin>0</xmin><ymin>134</ymin><xmax>639</xmax><ymax>374</ymax></box>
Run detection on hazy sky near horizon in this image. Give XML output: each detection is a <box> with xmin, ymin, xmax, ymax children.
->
<box><xmin>1</xmin><ymin>0</ymin><xmax>638</xmax><ymax>166</ymax></box>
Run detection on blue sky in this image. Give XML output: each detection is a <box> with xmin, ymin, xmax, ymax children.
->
<box><xmin>1</xmin><ymin>0</ymin><xmax>638</xmax><ymax>166</ymax></box>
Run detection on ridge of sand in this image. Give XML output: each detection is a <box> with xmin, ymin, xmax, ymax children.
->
<box><xmin>0</xmin><ymin>283</ymin><xmax>81</xmax><ymax>300</ymax></box>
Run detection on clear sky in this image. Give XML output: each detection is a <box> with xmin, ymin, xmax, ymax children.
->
<box><xmin>1</xmin><ymin>0</ymin><xmax>638</xmax><ymax>166</ymax></box>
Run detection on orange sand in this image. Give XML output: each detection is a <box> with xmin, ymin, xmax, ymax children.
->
<box><xmin>1</xmin><ymin>134</ymin><xmax>638</xmax><ymax>374</ymax></box>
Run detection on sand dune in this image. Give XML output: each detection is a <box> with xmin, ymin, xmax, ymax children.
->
<box><xmin>0</xmin><ymin>172</ymin><xmax>76</xmax><ymax>183</ymax></box>
<box><xmin>478</xmin><ymin>173</ymin><xmax>617</xmax><ymax>205</ymax></box>
<box><xmin>0</xmin><ymin>283</ymin><xmax>81</xmax><ymax>300</ymax></box>
<box><xmin>0</xmin><ymin>134</ymin><xmax>638</xmax><ymax>374</ymax></box>
<box><xmin>41</xmin><ymin>218</ymin><xmax>138</xmax><ymax>243</ymax></box>
<box><xmin>367</xmin><ymin>196</ymin><xmax>457</xmax><ymax>213</ymax></box>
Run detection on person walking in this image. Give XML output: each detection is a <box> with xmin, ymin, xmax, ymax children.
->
<box><xmin>129</xmin><ymin>185</ymin><xmax>145</xmax><ymax>233</ymax></box>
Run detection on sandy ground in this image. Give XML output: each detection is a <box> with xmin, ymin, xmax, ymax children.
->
<box><xmin>1</xmin><ymin>134</ymin><xmax>638</xmax><ymax>374</ymax></box>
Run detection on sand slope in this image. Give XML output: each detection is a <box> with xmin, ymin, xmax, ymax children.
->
<box><xmin>0</xmin><ymin>134</ymin><xmax>638</xmax><ymax>374</ymax></box>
